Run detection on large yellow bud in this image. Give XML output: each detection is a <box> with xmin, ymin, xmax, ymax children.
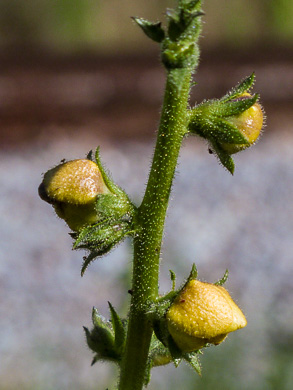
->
<box><xmin>166</xmin><ymin>280</ymin><xmax>247</xmax><ymax>352</ymax></box>
<box><xmin>39</xmin><ymin>159</ymin><xmax>111</xmax><ymax>231</ymax></box>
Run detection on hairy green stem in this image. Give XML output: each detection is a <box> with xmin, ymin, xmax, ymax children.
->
<box><xmin>118</xmin><ymin>67</ymin><xmax>194</xmax><ymax>390</ymax></box>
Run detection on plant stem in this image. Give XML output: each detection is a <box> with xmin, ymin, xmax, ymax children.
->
<box><xmin>118</xmin><ymin>67</ymin><xmax>194</xmax><ymax>390</ymax></box>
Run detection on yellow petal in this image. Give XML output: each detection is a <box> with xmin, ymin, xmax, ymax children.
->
<box><xmin>166</xmin><ymin>280</ymin><xmax>247</xmax><ymax>352</ymax></box>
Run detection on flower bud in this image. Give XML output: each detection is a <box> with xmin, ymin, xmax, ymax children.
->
<box><xmin>166</xmin><ymin>280</ymin><xmax>247</xmax><ymax>352</ymax></box>
<box><xmin>220</xmin><ymin>93</ymin><xmax>263</xmax><ymax>154</ymax></box>
<box><xmin>187</xmin><ymin>74</ymin><xmax>264</xmax><ymax>173</ymax></box>
<box><xmin>83</xmin><ymin>305</ymin><xmax>125</xmax><ymax>365</ymax></box>
<box><xmin>39</xmin><ymin>159</ymin><xmax>111</xmax><ymax>231</ymax></box>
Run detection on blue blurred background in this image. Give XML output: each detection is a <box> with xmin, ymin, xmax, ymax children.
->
<box><xmin>1</xmin><ymin>1</ymin><xmax>293</xmax><ymax>389</ymax></box>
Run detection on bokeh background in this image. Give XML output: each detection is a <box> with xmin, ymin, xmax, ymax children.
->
<box><xmin>1</xmin><ymin>1</ymin><xmax>293</xmax><ymax>389</ymax></box>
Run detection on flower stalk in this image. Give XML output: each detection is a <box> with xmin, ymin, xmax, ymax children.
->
<box><xmin>119</xmin><ymin>69</ymin><xmax>193</xmax><ymax>390</ymax></box>
<box><xmin>118</xmin><ymin>2</ymin><xmax>204</xmax><ymax>387</ymax></box>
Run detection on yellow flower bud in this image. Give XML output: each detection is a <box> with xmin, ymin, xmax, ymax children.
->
<box><xmin>39</xmin><ymin>159</ymin><xmax>111</xmax><ymax>231</ymax></box>
<box><xmin>221</xmin><ymin>93</ymin><xmax>264</xmax><ymax>154</ymax></box>
<box><xmin>166</xmin><ymin>280</ymin><xmax>247</xmax><ymax>352</ymax></box>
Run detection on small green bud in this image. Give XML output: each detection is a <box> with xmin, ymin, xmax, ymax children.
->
<box><xmin>84</xmin><ymin>307</ymin><xmax>120</xmax><ymax>365</ymax></box>
<box><xmin>84</xmin><ymin>305</ymin><xmax>127</xmax><ymax>365</ymax></box>
<box><xmin>188</xmin><ymin>74</ymin><xmax>264</xmax><ymax>173</ymax></box>
<box><xmin>166</xmin><ymin>280</ymin><xmax>247</xmax><ymax>352</ymax></box>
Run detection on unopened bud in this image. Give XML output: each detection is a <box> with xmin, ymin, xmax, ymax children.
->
<box><xmin>187</xmin><ymin>74</ymin><xmax>264</xmax><ymax>173</ymax></box>
<box><xmin>166</xmin><ymin>280</ymin><xmax>247</xmax><ymax>352</ymax></box>
<box><xmin>39</xmin><ymin>159</ymin><xmax>110</xmax><ymax>204</ymax></box>
<box><xmin>220</xmin><ymin>93</ymin><xmax>263</xmax><ymax>154</ymax></box>
<box><xmin>39</xmin><ymin>159</ymin><xmax>111</xmax><ymax>231</ymax></box>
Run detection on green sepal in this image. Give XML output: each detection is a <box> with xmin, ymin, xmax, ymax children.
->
<box><xmin>216</xmin><ymin>94</ymin><xmax>259</xmax><ymax>117</ymax></box>
<box><xmin>187</xmin><ymin>263</ymin><xmax>198</xmax><ymax>282</ymax></box>
<box><xmin>81</xmin><ymin>250</ymin><xmax>102</xmax><ymax>277</ymax></box>
<box><xmin>222</xmin><ymin>73</ymin><xmax>255</xmax><ymax>102</ymax></box>
<box><xmin>144</xmin><ymin>361</ymin><xmax>152</xmax><ymax>387</ymax></box>
<box><xmin>169</xmin><ymin>269</ymin><xmax>176</xmax><ymax>291</ymax></box>
<box><xmin>167</xmin><ymin>335</ymin><xmax>183</xmax><ymax>367</ymax></box>
<box><xmin>132</xmin><ymin>17</ymin><xmax>165</xmax><ymax>43</ymax></box>
<box><xmin>94</xmin><ymin>148</ymin><xmax>125</xmax><ymax>198</ymax></box>
<box><xmin>94</xmin><ymin>147</ymin><xmax>136</xmax><ymax>219</ymax></box>
<box><xmin>179</xmin><ymin>263</ymin><xmax>198</xmax><ymax>293</ymax></box>
<box><xmin>73</xmin><ymin>219</ymin><xmax>134</xmax><ymax>276</ymax></box>
<box><xmin>188</xmin><ymin>105</ymin><xmax>251</xmax><ymax>145</ymax></box>
<box><xmin>207</xmin><ymin>120</ymin><xmax>250</xmax><ymax>145</ymax></box>
<box><xmin>73</xmin><ymin>219</ymin><xmax>131</xmax><ymax>249</ymax></box>
<box><xmin>214</xmin><ymin>269</ymin><xmax>229</xmax><ymax>286</ymax></box>
<box><xmin>183</xmin><ymin>351</ymin><xmax>202</xmax><ymax>376</ymax></box>
<box><xmin>210</xmin><ymin>141</ymin><xmax>235</xmax><ymax>174</ymax></box>
<box><xmin>108</xmin><ymin>302</ymin><xmax>126</xmax><ymax>355</ymax></box>
<box><xmin>87</xmin><ymin>147</ymin><xmax>134</xmax><ymax>210</ymax></box>
<box><xmin>92</xmin><ymin>306</ymin><xmax>109</xmax><ymax>328</ymax></box>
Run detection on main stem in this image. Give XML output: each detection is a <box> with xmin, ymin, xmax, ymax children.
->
<box><xmin>118</xmin><ymin>67</ymin><xmax>193</xmax><ymax>390</ymax></box>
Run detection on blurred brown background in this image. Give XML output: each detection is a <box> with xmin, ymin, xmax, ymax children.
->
<box><xmin>1</xmin><ymin>1</ymin><xmax>293</xmax><ymax>390</ymax></box>
<box><xmin>1</xmin><ymin>0</ymin><xmax>293</xmax><ymax>147</ymax></box>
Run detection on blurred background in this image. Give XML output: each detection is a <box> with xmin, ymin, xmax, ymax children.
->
<box><xmin>1</xmin><ymin>1</ymin><xmax>293</xmax><ymax>389</ymax></box>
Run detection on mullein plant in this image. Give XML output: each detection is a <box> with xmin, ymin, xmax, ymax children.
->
<box><xmin>38</xmin><ymin>1</ymin><xmax>264</xmax><ymax>389</ymax></box>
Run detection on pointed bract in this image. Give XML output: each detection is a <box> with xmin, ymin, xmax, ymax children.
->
<box><xmin>108</xmin><ymin>302</ymin><xmax>126</xmax><ymax>355</ymax></box>
<box><xmin>132</xmin><ymin>17</ymin><xmax>165</xmax><ymax>43</ymax></box>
